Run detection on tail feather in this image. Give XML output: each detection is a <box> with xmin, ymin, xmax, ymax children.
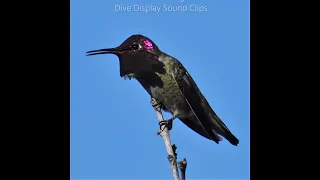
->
<box><xmin>179</xmin><ymin>116</ymin><xmax>222</xmax><ymax>144</ymax></box>
<box><xmin>209</xmin><ymin>113</ymin><xmax>239</xmax><ymax>146</ymax></box>
<box><xmin>179</xmin><ymin>114</ymin><xmax>239</xmax><ymax>145</ymax></box>
<box><xmin>225</xmin><ymin>131</ymin><xmax>239</xmax><ymax>146</ymax></box>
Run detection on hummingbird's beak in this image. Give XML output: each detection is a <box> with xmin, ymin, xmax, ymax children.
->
<box><xmin>86</xmin><ymin>48</ymin><xmax>120</xmax><ymax>56</ymax></box>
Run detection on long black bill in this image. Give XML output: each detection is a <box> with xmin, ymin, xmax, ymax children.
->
<box><xmin>86</xmin><ymin>48</ymin><xmax>119</xmax><ymax>56</ymax></box>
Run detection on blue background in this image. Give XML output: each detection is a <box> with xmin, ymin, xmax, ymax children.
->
<box><xmin>71</xmin><ymin>0</ymin><xmax>250</xmax><ymax>179</ymax></box>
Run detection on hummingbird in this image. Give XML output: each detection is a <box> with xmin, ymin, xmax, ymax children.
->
<box><xmin>86</xmin><ymin>34</ymin><xmax>239</xmax><ymax>146</ymax></box>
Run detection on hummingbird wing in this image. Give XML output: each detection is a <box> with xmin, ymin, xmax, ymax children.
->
<box><xmin>171</xmin><ymin>62</ymin><xmax>239</xmax><ymax>145</ymax></box>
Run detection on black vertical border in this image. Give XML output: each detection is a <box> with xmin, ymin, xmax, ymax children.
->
<box><xmin>9</xmin><ymin>0</ymin><xmax>71</xmax><ymax>179</ymax></box>
<box><xmin>250</xmin><ymin>0</ymin><xmax>260</xmax><ymax>178</ymax></box>
<box><xmin>251</xmin><ymin>0</ymin><xmax>275</xmax><ymax>179</ymax></box>
<box><xmin>250</xmin><ymin>0</ymin><xmax>294</xmax><ymax>179</ymax></box>
<box><xmin>49</xmin><ymin>0</ymin><xmax>70</xmax><ymax>178</ymax></box>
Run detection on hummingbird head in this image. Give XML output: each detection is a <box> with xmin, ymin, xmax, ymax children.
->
<box><xmin>86</xmin><ymin>34</ymin><xmax>165</xmax><ymax>77</ymax></box>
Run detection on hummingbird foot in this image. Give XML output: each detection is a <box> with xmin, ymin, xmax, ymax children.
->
<box><xmin>157</xmin><ymin>113</ymin><xmax>179</xmax><ymax>135</ymax></box>
<box><xmin>150</xmin><ymin>97</ymin><xmax>163</xmax><ymax>112</ymax></box>
<box><xmin>157</xmin><ymin>120</ymin><xmax>172</xmax><ymax>135</ymax></box>
<box><xmin>158</xmin><ymin>119</ymin><xmax>173</xmax><ymax>131</ymax></box>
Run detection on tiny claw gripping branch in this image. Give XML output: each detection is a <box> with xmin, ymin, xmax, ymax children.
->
<box><xmin>150</xmin><ymin>97</ymin><xmax>162</xmax><ymax>112</ymax></box>
<box><xmin>150</xmin><ymin>97</ymin><xmax>174</xmax><ymax>134</ymax></box>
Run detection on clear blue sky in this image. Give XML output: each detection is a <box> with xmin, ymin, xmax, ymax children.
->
<box><xmin>71</xmin><ymin>0</ymin><xmax>249</xmax><ymax>179</ymax></box>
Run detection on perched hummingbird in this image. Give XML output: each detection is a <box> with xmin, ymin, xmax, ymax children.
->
<box><xmin>86</xmin><ymin>34</ymin><xmax>239</xmax><ymax>146</ymax></box>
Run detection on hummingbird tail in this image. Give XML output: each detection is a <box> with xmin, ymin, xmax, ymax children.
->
<box><xmin>224</xmin><ymin>131</ymin><xmax>239</xmax><ymax>146</ymax></box>
<box><xmin>209</xmin><ymin>113</ymin><xmax>239</xmax><ymax>146</ymax></box>
<box><xmin>179</xmin><ymin>116</ymin><xmax>223</xmax><ymax>144</ymax></box>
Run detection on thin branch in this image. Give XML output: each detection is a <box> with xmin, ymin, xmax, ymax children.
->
<box><xmin>151</xmin><ymin>98</ymin><xmax>180</xmax><ymax>180</ymax></box>
<box><xmin>178</xmin><ymin>158</ymin><xmax>187</xmax><ymax>180</ymax></box>
<box><xmin>155</xmin><ymin>109</ymin><xmax>180</xmax><ymax>180</ymax></box>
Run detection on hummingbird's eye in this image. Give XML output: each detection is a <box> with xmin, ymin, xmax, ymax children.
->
<box><xmin>132</xmin><ymin>44</ymin><xmax>139</xmax><ymax>50</ymax></box>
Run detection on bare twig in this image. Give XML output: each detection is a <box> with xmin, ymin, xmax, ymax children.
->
<box><xmin>151</xmin><ymin>98</ymin><xmax>180</xmax><ymax>180</ymax></box>
<box><xmin>178</xmin><ymin>158</ymin><xmax>187</xmax><ymax>180</ymax></box>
